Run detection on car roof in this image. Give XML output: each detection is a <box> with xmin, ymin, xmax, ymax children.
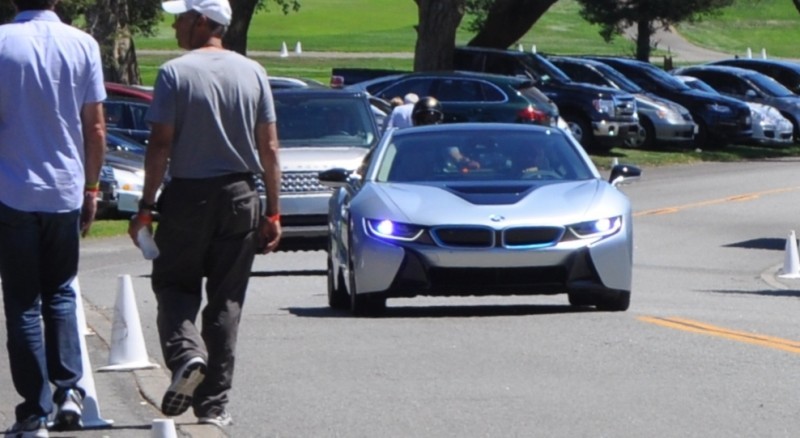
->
<box><xmin>105</xmin><ymin>82</ymin><xmax>153</xmax><ymax>101</ymax></box>
<box><xmin>385</xmin><ymin>70</ymin><xmax>537</xmax><ymax>86</ymax></box>
<box><xmin>271</xmin><ymin>88</ymin><xmax>370</xmax><ymax>99</ymax></box>
<box><xmin>714</xmin><ymin>58</ymin><xmax>800</xmax><ymax>70</ymax></box>
<box><xmin>391</xmin><ymin>122</ymin><xmax>565</xmax><ymax>136</ymax></box>
<box><xmin>679</xmin><ymin>64</ymin><xmax>763</xmax><ymax>77</ymax></box>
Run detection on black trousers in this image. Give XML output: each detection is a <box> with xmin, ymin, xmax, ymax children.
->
<box><xmin>151</xmin><ymin>173</ymin><xmax>259</xmax><ymax>417</ymax></box>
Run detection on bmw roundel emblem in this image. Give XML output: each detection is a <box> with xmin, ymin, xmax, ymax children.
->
<box><xmin>489</xmin><ymin>214</ymin><xmax>505</xmax><ymax>222</ymax></box>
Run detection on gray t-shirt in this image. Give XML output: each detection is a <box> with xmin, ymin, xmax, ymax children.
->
<box><xmin>147</xmin><ymin>50</ymin><xmax>276</xmax><ymax>179</ymax></box>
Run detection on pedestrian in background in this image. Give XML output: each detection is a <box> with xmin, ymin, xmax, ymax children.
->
<box><xmin>385</xmin><ymin>92</ymin><xmax>420</xmax><ymax>130</ymax></box>
<box><xmin>127</xmin><ymin>0</ymin><xmax>281</xmax><ymax>429</ymax></box>
<box><xmin>0</xmin><ymin>0</ymin><xmax>107</xmax><ymax>436</ymax></box>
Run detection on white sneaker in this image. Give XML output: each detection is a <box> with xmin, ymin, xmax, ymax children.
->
<box><xmin>161</xmin><ymin>357</ymin><xmax>206</xmax><ymax>416</ymax></box>
<box><xmin>52</xmin><ymin>388</ymin><xmax>82</xmax><ymax>431</ymax></box>
<box><xmin>198</xmin><ymin>411</ymin><xmax>233</xmax><ymax>428</ymax></box>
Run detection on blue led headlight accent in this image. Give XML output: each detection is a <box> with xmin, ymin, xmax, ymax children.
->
<box><xmin>567</xmin><ymin>216</ymin><xmax>622</xmax><ymax>239</ymax></box>
<box><xmin>365</xmin><ymin>219</ymin><xmax>425</xmax><ymax>241</ymax></box>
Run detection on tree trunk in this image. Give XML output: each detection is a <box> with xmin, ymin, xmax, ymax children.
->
<box><xmin>794</xmin><ymin>0</ymin><xmax>800</xmax><ymax>15</ymax></box>
<box><xmin>468</xmin><ymin>0</ymin><xmax>558</xmax><ymax>48</ymax></box>
<box><xmin>85</xmin><ymin>0</ymin><xmax>141</xmax><ymax>85</ymax></box>
<box><xmin>413</xmin><ymin>0</ymin><xmax>466</xmax><ymax>71</ymax></box>
<box><xmin>634</xmin><ymin>18</ymin><xmax>652</xmax><ymax>62</ymax></box>
<box><xmin>223</xmin><ymin>0</ymin><xmax>258</xmax><ymax>55</ymax></box>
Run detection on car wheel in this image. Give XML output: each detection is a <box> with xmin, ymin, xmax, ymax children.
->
<box><xmin>566</xmin><ymin>116</ymin><xmax>597</xmax><ymax>151</ymax></box>
<box><xmin>348</xmin><ymin>252</ymin><xmax>386</xmax><ymax>316</ymax></box>
<box><xmin>625</xmin><ymin>118</ymin><xmax>654</xmax><ymax>149</ymax></box>
<box><xmin>595</xmin><ymin>291</ymin><xmax>630</xmax><ymax>312</ymax></box>
<box><xmin>327</xmin><ymin>244</ymin><xmax>348</xmax><ymax>309</ymax></box>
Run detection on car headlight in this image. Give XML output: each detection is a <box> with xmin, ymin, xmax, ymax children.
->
<box><xmin>566</xmin><ymin>216</ymin><xmax>622</xmax><ymax>239</ymax></box>
<box><xmin>656</xmin><ymin>108</ymin><xmax>684</xmax><ymax>124</ymax></box>
<box><xmin>706</xmin><ymin>103</ymin><xmax>732</xmax><ymax>114</ymax></box>
<box><xmin>593</xmin><ymin>98</ymin><xmax>615</xmax><ymax>114</ymax></box>
<box><xmin>365</xmin><ymin>219</ymin><xmax>425</xmax><ymax>241</ymax></box>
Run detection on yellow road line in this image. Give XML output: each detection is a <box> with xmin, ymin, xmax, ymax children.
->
<box><xmin>634</xmin><ymin>187</ymin><xmax>800</xmax><ymax>217</ymax></box>
<box><xmin>638</xmin><ymin>316</ymin><xmax>800</xmax><ymax>355</ymax></box>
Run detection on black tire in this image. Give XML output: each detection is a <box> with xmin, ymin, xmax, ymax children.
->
<box><xmin>566</xmin><ymin>116</ymin><xmax>594</xmax><ymax>150</ymax></box>
<box><xmin>625</xmin><ymin>118</ymin><xmax>655</xmax><ymax>149</ymax></box>
<box><xmin>327</xmin><ymin>247</ymin><xmax>348</xmax><ymax>309</ymax></box>
<box><xmin>595</xmin><ymin>291</ymin><xmax>631</xmax><ymax>312</ymax></box>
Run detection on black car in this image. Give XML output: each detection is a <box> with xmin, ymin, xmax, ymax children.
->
<box><xmin>345</xmin><ymin>70</ymin><xmax>560</xmax><ymax>128</ymax></box>
<box><xmin>453</xmin><ymin>46</ymin><xmax>640</xmax><ymax>152</ymax></box>
<box><xmin>672</xmin><ymin>64</ymin><xmax>800</xmax><ymax>141</ymax></box>
<box><xmin>710</xmin><ymin>58</ymin><xmax>800</xmax><ymax>95</ymax></box>
<box><xmin>586</xmin><ymin>57</ymin><xmax>752</xmax><ymax>147</ymax></box>
<box><xmin>549</xmin><ymin>56</ymin><xmax>697</xmax><ymax>149</ymax></box>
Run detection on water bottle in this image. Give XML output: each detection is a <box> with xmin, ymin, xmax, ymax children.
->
<box><xmin>137</xmin><ymin>227</ymin><xmax>160</xmax><ymax>260</ymax></box>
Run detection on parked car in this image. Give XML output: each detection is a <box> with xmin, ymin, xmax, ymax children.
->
<box><xmin>272</xmin><ymin>88</ymin><xmax>383</xmax><ymax>251</ymax></box>
<box><xmin>710</xmin><ymin>58</ymin><xmax>800</xmax><ymax>95</ymax></box>
<box><xmin>97</xmin><ymin>164</ymin><xmax>119</xmax><ymax>219</ymax></box>
<box><xmin>344</xmin><ymin>70</ymin><xmax>560</xmax><ymax>128</ymax></box>
<box><xmin>105</xmin><ymin>82</ymin><xmax>153</xmax><ymax>100</ymax></box>
<box><xmin>675</xmin><ymin>75</ymin><xmax>794</xmax><ymax>146</ymax></box>
<box><xmin>586</xmin><ymin>56</ymin><xmax>752</xmax><ymax>147</ymax></box>
<box><xmin>320</xmin><ymin>122</ymin><xmax>640</xmax><ymax>316</ymax></box>
<box><xmin>105</xmin><ymin>96</ymin><xmax>151</xmax><ymax>144</ymax></box>
<box><xmin>671</xmin><ymin>64</ymin><xmax>800</xmax><ymax>141</ymax></box>
<box><xmin>548</xmin><ymin>56</ymin><xmax>696</xmax><ymax>149</ymax></box>
<box><xmin>452</xmin><ymin>46</ymin><xmax>639</xmax><ymax>152</ymax></box>
<box><xmin>104</xmin><ymin>132</ymin><xmax>146</xmax><ymax>217</ymax></box>
<box><xmin>269</xmin><ymin>76</ymin><xmax>327</xmax><ymax>89</ymax></box>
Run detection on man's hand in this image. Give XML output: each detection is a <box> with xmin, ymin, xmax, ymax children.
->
<box><xmin>258</xmin><ymin>217</ymin><xmax>282</xmax><ymax>254</ymax></box>
<box><xmin>80</xmin><ymin>193</ymin><xmax>98</xmax><ymax>237</ymax></box>
<box><xmin>128</xmin><ymin>212</ymin><xmax>154</xmax><ymax>248</ymax></box>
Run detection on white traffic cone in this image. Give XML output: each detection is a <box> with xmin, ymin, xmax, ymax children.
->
<box><xmin>779</xmin><ymin>230</ymin><xmax>800</xmax><ymax>278</ymax></box>
<box><xmin>97</xmin><ymin>275</ymin><xmax>159</xmax><ymax>371</ymax></box>
<box><xmin>151</xmin><ymin>418</ymin><xmax>178</xmax><ymax>438</ymax></box>
<box><xmin>295</xmin><ymin>41</ymin><xmax>302</xmax><ymax>55</ymax></box>
<box><xmin>71</xmin><ymin>277</ymin><xmax>114</xmax><ymax>428</ymax></box>
<box><xmin>280</xmin><ymin>41</ymin><xmax>289</xmax><ymax>57</ymax></box>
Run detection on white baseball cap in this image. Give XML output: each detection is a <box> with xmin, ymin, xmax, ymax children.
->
<box><xmin>162</xmin><ymin>0</ymin><xmax>232</xmax><ymax>26</ymax></box>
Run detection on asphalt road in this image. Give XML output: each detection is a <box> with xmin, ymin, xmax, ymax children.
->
<box><xmin>66</xmin><ymin>157</ymin><xmax>800</xmax><ymax>437</ymax></box>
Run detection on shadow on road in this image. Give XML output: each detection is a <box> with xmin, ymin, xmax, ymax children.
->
<box><xmin>286</xmin><ymin>303</ymin><xmax>597</xmax><ymax>318</ymax></box>
<box><xmin>724</xmin><ymin>237</ymin><xmax>785</xmax><ymax>251</ymax></box>
<box><xmin>705</xmin><ymin>288</ymin><xmax>800</xmax><ymax>298</ymax></box>
<box><xmin>251</xmin><ymin>269</ymin><xmax>325</xmax><ymax>277</ymax></box>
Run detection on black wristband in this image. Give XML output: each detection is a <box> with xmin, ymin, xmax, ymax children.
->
<box><xmin>138</xmin><ymin>200</ymin><xmax>157</xmax><ymax>211</ymax></box>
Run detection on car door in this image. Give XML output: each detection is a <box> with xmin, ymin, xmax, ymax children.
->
<box><xmin>374</xmin><ymin>78</ymin><xmax>435</xmax><ymax>104</ymax></box>
<box><xmin>429</xmin><ymin>78</ymin><xmax>498</xmax><ymax>123</ymax></box>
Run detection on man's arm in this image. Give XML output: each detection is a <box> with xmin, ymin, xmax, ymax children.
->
<box><xmin>256</xmin><ymin>121</ymin><xmax>281</xmax><ymax>254</ymax></box>
<box><xmin>128</xmin><ymin>122</ymin><xmax>173</xmax><ymax>246</ymax></box>
<box><xmin>80</xmin><ymin>102</ymin><xmax>106</xmax><ymax>237</ymax></box>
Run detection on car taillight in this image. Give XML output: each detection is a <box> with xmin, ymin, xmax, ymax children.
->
<box><xmin>518</xmin><ymin>106</ymin><xmax>550</xmax><ymax>125</ymax></box>
<box><xmin>330</xmin><ymin>75</ymin><xmax>344</xmax><ymax>89</ymax></box>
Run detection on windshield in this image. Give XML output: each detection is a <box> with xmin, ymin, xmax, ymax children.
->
<box><xmin>518</xmin><ymin>54</ymin><xmax>572</xmax><ymax>85</ymax></box>
<box><xmin>375</xmin><ymin>129</ymin><xmax>594</xmax><ymax>183</ymax></box>
<box><xmin>596</xmin><ymin>64</ymin><xmax>644</xmax><ymax>93</ymax></box>
<box><xmin>274</xmin><ymin>95</ymin><xmax>377</xmax><ymax>148</ymax></box>
<box><xmin>748</xmin><ymin>73</ymin><xmax>795</xmax><ymax>97</ymax></box>
<box><xmin>643</xmin><ymin>65</ymin><xmax>692</xmax><ymax>91</ymax></box>
<box><xmin>680</xmin><ymin>76</ymin><xmax>719</xmax><ymax>94</ymax></box>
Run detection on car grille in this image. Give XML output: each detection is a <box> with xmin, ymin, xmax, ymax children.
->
<box><xmin>613</xmin><ymin>96</ymin><xmax>637</xmax><ymax>118</ymax></box>
<box><xmin>430</xmin><ymin>226</ymin><xmax>564</xmax><ymax>249</ymax></box>
<box><xmin>281</xmin><ymin>171</ymin><xmax>331</xmax><ymax>194</ymax></box>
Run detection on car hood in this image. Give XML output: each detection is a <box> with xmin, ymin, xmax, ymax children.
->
<box><xmin>356</xmin><ymin>179</ymin><xmax>628</xmax><ymax>227</ymax></box>
<box><xmin>105</xmin><ymin>150</ymin><xmax>143</xmax><ymax>173</ymax></box>
<box><xmin>280</xmin><ymin>147</ymin><xmax>369</xmax><ymax>172</ymax></box>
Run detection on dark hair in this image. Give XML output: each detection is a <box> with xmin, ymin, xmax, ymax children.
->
<box><xmin>13</xmin><ymin>0</ymin><xmax>58</xmax><ymax>11</ymax></box>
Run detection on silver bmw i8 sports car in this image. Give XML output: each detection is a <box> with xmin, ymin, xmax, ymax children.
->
<box><xmin>320</xmin><ymin>123</ymin><xmax>641</xmax><ymax>316</ymax></box>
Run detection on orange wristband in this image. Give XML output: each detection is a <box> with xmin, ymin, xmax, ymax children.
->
<box><xmin>266</xmin><ymin>214</ymin><xmax>280</xmax><ymax>223</ymax></box>
<box><xmin>137</xmin><ymin>211</ymin><xmax>153</xmax><ymax>225</ymax></box>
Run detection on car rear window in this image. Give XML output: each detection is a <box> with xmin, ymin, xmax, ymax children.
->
<box><xmin>274</xmin><ymin>95</ymin><xmax>377</xmax><ymax>148</ymax></box>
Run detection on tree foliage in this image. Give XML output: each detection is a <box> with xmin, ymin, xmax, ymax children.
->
<box><xmin>575</xmin><ymin>0</ymin><xmax>734</xmax><ymax>61</ymax></box>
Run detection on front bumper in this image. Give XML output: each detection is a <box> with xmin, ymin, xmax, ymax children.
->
<box><xmin>593</xmin><ymin>121</ymin><xmax>640</xmax><ymax>144</ymax></box>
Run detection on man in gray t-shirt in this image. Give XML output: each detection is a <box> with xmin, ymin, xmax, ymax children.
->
<box><xmin>127</xmin><ymin>0</ymin><xmax>280</xmax><ymax>428</ymax></box>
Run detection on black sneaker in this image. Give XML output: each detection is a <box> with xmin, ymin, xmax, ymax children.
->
<box><xmin>3</xmin><ymin>415</ymin><xmax>48</xmax><ymax>438</ymax></box>
<box><xmin>161</xmin><ymin>357</ymin><xmax>206</xmax><ymax>416</ymax></box>
<box><xmin>51</xmin><ymin>388</ymin><xmax>82</xmax><ymax>431</ymax></box>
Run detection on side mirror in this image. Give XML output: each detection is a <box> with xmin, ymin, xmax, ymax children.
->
<box><xmin>608</xmin><ymin>164</ymin><xmax>641</xmax><ymax>187</ymax></box>
<box><xmin>318</xmin><ymin>167</ymin><xmax>351</xmax><ymax>189</ymax></box>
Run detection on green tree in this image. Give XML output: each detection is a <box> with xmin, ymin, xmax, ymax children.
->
<box><xmin>465</xmin><ymin>0</ymin><xmax>558</xmax><ymax>49</ymax></box>
<box><xmin>575</xmin><ymin>0</ymin><xmax>734</xmax><ymax>61</ymax></box>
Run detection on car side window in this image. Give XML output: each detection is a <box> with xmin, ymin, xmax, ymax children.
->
<box><xmin>377</xmin><ymin>79</ymin><xmax>434</xmax><ymax>102</ymax></box>
<box><xmin>104</xmin><ymin>102</ymin><xmax>124</xmax><ymax>128</ymax></box>
<box><xmin>560</xmin><ymin>63</ymin><xmax>607</xmax><ymax>87</ymax></box>
<box><xmin>434</xmin><ymin>79</ymin><xmax>482</xmax><ymax>102</ymax></box>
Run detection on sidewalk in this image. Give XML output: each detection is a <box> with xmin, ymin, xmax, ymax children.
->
<box><xmin>0</xmin><ymin>236</ymin><xmax>226</xmax><ymax>437</ymax></box>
